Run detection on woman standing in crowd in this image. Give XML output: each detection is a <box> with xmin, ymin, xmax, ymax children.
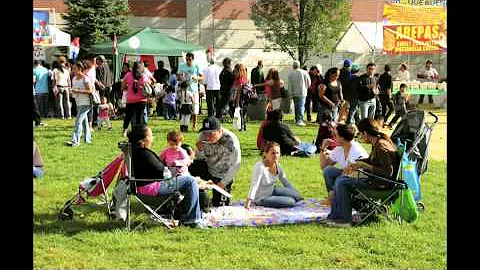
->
<box><xmin>66</xmin><ymin>61</ymin><xmax>92</xmax><ymax>147</ymax></box>
<box><xmin>245</xmin><ymin>141</ymin><xmax>303</xmax><ymax>209</ymax></box>
<box><xmin>318</xmin><ymin>67</ymin><xmax>343</xmax><ymax>124</ymax></box>
<box><xmin>254</xmin><ymin>68</ymin><xmax>284</xmax><ymax>111</ymax></box>
<box><xmin>121</xmin><ymin>61</ymin><xmax>150</xmax><ymax>137</ymax></box>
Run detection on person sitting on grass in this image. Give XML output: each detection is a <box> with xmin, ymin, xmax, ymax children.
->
<box><xmin>314</xmin><ymin>110</ymin><xmax>336</xmax><ymax>154</ymax></box>
<box><xmin>322</xmin><ymin>118</ymin><xmax>399</xmax><ymax>227</ymax></box>
<box><xmin>262</xmin><ymin>109</ymin><xmax>301</xmax><ymax>156</ymax></box>
<box><xmin>245</xmin><ymin>141</ymin><xmax>303</xmax><ymax>209</ymax></box>
<box><xmin>319</xmin><ymin>123</ymin><xmax>368</xmax><ymax>206</ymax></box>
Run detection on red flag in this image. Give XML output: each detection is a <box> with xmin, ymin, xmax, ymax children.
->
<box><xmin>112</xmin><ymin>33</ymin><xmax>118</xmax><ymax>56</ymax></box>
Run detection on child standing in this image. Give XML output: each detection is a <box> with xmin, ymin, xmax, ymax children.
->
<box><xmin>163</xmin><ymin>85</ymin><xmax>177</xmax><ymax>120</ymax></box>
<box><xmin>97</xmin><ymin>96</ymin><xmax>114</xmax><ymax>130</ymax></box>
<box><xmin>159</xmin><ymin>130</ymin><xmax>192</xmax><ymax>176</ymax></box>
<box><xmin>177</xmin><ymin>81</ymin><xmax>194</xmax><ymax>132</ymax></box>
<box><xmin>387</xmin><ymin>83</ymin><xmax>409</xmax><ymax>129</ymax></box>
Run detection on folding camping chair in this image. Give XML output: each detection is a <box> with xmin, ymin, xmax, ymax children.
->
<box><xmin>118</xmin><ymin>141</ymin><xmax>183</xmax><ymax>231</ymax></box>
<box><xmin>58</xmin><ymin>155</ymin><xmax>125</xmax><ymax>220</ymax></box>
<box><xmin>349</xmin><ymin>143</ymin><xmax>408</xmax><ymax>226</ymax></box>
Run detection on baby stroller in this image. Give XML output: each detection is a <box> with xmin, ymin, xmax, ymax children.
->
<box><xmin>350</xmin><ymin>110</ymin><xmax>438</xmax><ymax>224</ymax></box>
<box><xmin>390</xmin><ymin>110</ymin><xmax>439</xmax><ymax>209</ymax></box>
<box><xmin>58</xmin><ymin>155</ymin><xmax>126</xmax><ymax>220</ymax></box>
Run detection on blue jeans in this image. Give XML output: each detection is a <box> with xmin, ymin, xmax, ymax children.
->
<box><xmin>292</xmin><ymin>96</ymin><xmax>306</xmax><ymax>123</ymax></box>
<box><xmin>33</xmin><ymin>167</ymin><xmax>44</xmax><ymax>178</ymax></box>
<box><xmin>163</xmin><ymin>103</ymin><xmax>176</xmax><ymax>120</ymax></box>
<box><xmin>328</xmin><ymin>175</ymin><xmax>370</xmax><ymax>222</ymax></box>
<box><xmin>258</xmin><ymin>186</ymin><xmax>302</xmax><ymax>208</ymax></box>
<box><xmin>346</xmin><ymin>99</ymin><xmax>360</xmax><ymax>125</ymax></box>
<box><xmin>317</xmin><ymin>104</ymin><xmax>339</xmax><ymax>124</ymax></box>
<box><xmin>323</xmin><ymin>166</ymin><xmax>343</xmax><ymax>192</ymax></box>
<box><xmin>358</xmin><ymin>98</ymin><xmax>376</xmax><ymax>120</ymax></box>
<box><xmin>71</xmin><ymin>105</ymin><xmax>92</xmax><ymax>145</ymax></box>
<box><xmin>157</xmin><ymin>175</ymin><xmax>201</xmax><ymax>222</ymax></box>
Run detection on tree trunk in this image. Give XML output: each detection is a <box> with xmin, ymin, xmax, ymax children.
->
<box><xmin>298</xmin><ymin>0</ymin><xmax>306</xmax><ymax>67</ymax></box>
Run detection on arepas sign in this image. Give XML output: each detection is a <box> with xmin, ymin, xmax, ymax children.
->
<box><xmin>382</xmin><ymin>1</ymin><xmax>446</xmax><ymax>54</ymax></box>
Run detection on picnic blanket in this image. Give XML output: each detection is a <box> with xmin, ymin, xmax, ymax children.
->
<box><xmin>201</xmin><ymin>198</ymin><xmax>339</xmax><ymax>228</ymax></box>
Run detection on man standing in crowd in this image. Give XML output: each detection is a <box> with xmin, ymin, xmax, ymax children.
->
<box><xmin>218</xmin><ymin>57</ymin><xmax>235</xmax><ymax>120</ymax></box>
<box><xmin>178</xmin><ymin>52</ymin><xmax>203</xmax><ymax>131</ymax></box>
<box><xmin>339</xmin><ymin>59</ymin><xmax>355</xmax><ymax>122</ymax></box>
<box><xmin>417</xmin><ymin>59</ymin><xmax>439</xmax><ymax>106</ymax></box>
<box><xmin>345</xmin><ymin>63</ymin><xmax>361</xmax><ymax>125</ymax></box>
<box><xmin>203</xmin><ymin>58</ymin><xmax>222</xmax><ymax>117</ymax></box>
<box><xmin>378</xmin><ymin>64</ymin><xmax>394</xmax><ymax>124</ymax></box>
<box><xmin>95</xmin><ymin>55</ymin><xmax>113</xmax><ymax>100</ymax></box>
<box><xmin>33</xmin><ymin>60</ymin><xmax>50</xmax><ymax>118</ymax></box>
<box><xmin>288</xmin><ymin>60</ymin><xmax>311</xmax><ymax>126</ymax></box>
<box><xmin>251</xmin><ymin>60</ymin><xmax>265</xmax><ymax>99</ymax></box>
<box><xmin>153</xmin><ymin>60</ymin><xmax>170</xmax><ymax>116</ymax></box>
<box><xmin>357</xmin><ymin>63</ymin><xmax>378</xmax><ymax>120</ymax></box>
<box><xmin>189</xmin><ymin>117</ymin><xmax>241</xmax><ymax>207</ymax></box>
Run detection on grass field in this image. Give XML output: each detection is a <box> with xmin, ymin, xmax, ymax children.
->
<box><xmin>33</xmin><ymin>109</ymin><xmax>446</xmax><ymax>269</ymax></box>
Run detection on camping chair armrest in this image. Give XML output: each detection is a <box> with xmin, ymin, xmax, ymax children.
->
<box><xmin>128</xmin><ymin>178</ymin><xmax>174</xmax><ymax>183</ymax></box>
<box><xmin>356</xmin><ymin>169</ymin><xmax>408</xmax><ymax>189</ymax></box>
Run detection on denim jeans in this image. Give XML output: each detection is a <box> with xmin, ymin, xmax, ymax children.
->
<box><xmin>35</xmin><ymin>94</ymin><xmax>49</xmax><ymax>118</ymax></box>
<box><xmin>158</xmin><ymin>175</ymin><xmax>201</xmax><ymax>222</ymax></box>
<box><xmin>123</xmin><ymin>102</ymin><xmax>147</xmax><ymax>130</ymax></box>
<box><xmin>317</xmin><ymin>104</ymin><xmax>339</xmax><ymax>124</ymax></box>
<box><xmin>163</xmin><ymin>103</ymin><xmax>176</xmax><ymax>120</ymax></box>
<box><xmin>346</xmin><ymin>99</ymin><xmax>360</xmax><ymax>125</ymax></box>
<box><xmin>358</xmin><ymin>98</ymin><xmax>376</xmax><ymax>120</ymax></box>
<box><xmin>258</xmin><ymin>186</ymin><xmax>302</xmax><ymax>208</ymax></box>
<box><xmin>327</xmin><ymin>175</ymin><xmax>370</xmax><ymax>222</ymax></box>
<box><xmin>292</xmin><ymin>96</ymin><xmax>306</xmax><ymax>123</ymax></box>
<box><xmin>71</xmin><ymin>105</ymin><xmax>92</xmax><ymax>145</ymax></box>
<box><xmin>323</xmin><ymin>166</ymin><xmax>343</xmax><ymax>192</ymax></box>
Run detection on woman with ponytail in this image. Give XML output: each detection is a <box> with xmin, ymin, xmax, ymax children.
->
<box><xmin>322</xmin><ymin>118</ymin><xmax>400</xmax><ymax>227</ymax></box>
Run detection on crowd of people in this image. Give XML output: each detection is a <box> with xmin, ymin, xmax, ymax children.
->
<box><xmin>33</xmin><ymin>52</ymin><xmax>441</xmax><ymax>228</ymax></box>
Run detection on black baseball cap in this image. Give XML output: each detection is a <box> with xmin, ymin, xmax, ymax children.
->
<box><xmin>199</xmin><ymin>117</ymin><xmax>221</xmax><ymax>132</ymax></box>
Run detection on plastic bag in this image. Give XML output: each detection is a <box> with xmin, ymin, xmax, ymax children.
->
<box><xmin>120</xmin><ymin>91</ymin><xmax>127</xmax><ymax>108</ymax></box>
<box><xmin>233</xmin><ymin>107</ymin><xmax>242</xmax><ymax>130</ymax></box>
<box><xmin>391</xmin><ymin>188</ymin><xmax>418</xmax><ymax>223</ymax></box>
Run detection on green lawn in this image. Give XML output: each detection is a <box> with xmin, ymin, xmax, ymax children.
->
<box><xmin>34</xmin><ymin>111</ymin><xmax>446</xmax><ymax>269</ymax></box>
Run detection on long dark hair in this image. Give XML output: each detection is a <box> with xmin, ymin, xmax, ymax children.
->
<box><xmin>357</xmin><ymin>118</ymin><xmax>393</xmax><ymax>145</ymax></box>
<box><xmin>132</xmin><ymin>61</ymin><xmax>143</xmax><ymax>93</ymax></box>
<box><xmin>127</xmin><ymin>125</ymin><xmax>149</xmax><ymax>148</ymax></box>
<box><xmin>324</xmin><ymin>67</ymin><xmax>339</xmax><ymax>82</ymax></box>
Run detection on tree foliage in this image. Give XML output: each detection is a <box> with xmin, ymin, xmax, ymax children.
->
<box><xmin>251</xmin><ymin>0</ymin><xmax>351</xmax><ymax>66</ymax></box>
<box><xmin>62</xmin><ymin>0</ymin><xmax>131</xmax><ymax>55</ymax></box>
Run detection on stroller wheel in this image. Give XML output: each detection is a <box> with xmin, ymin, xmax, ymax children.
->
<box><xmin>59</xmin><ymin>207</ymin><xmax>74</xmax><ymax>220</ymax></box>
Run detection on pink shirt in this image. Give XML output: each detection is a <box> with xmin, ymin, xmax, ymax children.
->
<box><xmin>159</xmin><ymin>146</ymin><xmax>192</xmax><ymax>176</ymax></box>
<box><xmin>137</xmin><ymin>182</ymin><xmax>161</xmax><ymax>196</ymax></box>
<box><xmin>123</xmin><ymin>72</ymin><xmax>148</xmax><ymax>103</ymax></box>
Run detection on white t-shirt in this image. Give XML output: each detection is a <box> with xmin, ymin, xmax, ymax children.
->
<box><xmin>72</xmin><ymin>75</ymin><xmax>92</xmax><ymax>106</ymax></box>
<box><xmin>54</xmin><ymin>68</ymin><xmax>70</xmax><ymax>87</ymax></box>
<box><xmin>203</xmin><ymin>64</ymin><xmax>221</xmax><ymax>90</ymax></box>
<box><xmin>329</xmin><ymin>141</ymin><xmax>369</xmax><ymax>169</ymax></box>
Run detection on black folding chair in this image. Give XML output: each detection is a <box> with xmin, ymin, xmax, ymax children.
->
<box><xmin>118</xmin><ymin>141</ymin><xmax>183</xmax><ymax>231</ymax></box>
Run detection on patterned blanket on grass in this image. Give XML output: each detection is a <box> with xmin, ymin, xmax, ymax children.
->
<box><xmin>201</xmin><ymin>198</ymin><xmax>332</xmax><ymax>228</ymax></box>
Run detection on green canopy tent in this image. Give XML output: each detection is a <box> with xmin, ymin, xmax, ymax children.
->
<box><xmin>90</xmin><ymin>27</ymin><xmax>205</xmax><ymax>81</ymax></box>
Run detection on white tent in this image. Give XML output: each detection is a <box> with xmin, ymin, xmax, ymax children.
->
<box><xmin>48</xmin><ymin>25</ymin><xmax>71</xmax><ymax>47</ymax></box>
<box><xmin>335</xmin><ymin>22</ymin><xmax>383</xmax><ymax>54</ymax></box>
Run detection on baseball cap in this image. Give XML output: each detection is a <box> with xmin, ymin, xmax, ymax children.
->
<box><xmin>343</xmin><ymin>59</ymin><xmax>352</xmax><ymax>67</ymax></box>
<box><xmin>351</xmin><ymin>63</ymin><xmax>360</xmax><ymax>72</ymax></box>
<box><xmin>199</xmin><ymin>117</ymin><xmax>221</xmax><ymax>132</ymax></box>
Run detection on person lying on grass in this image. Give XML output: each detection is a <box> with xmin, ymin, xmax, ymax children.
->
<box><xmin>319</xmin><ymin>123</ymin><xmax>368</xmax><ymax>206</ymax></box>
<box><xmin>245</xmin><ymin>141</ymin><xmax>303</xmax><ymax>209</ymax></box>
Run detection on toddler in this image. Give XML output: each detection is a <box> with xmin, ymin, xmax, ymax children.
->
<box><xmin>163</xmin><ymin>85</ymin><xmax>177</xmax><ymax>120</ymax></box>
<box><xmin>177</xmin><ymin>81</ymin><xmax>194</xmax><ymax>132</ymax></box>
<box><xmin>387</xmin><ymin>83</ymin><xmax>409</xmax><ymax>129</ymax></box>
<box><xmin>97</xmin><ymin>96</ymin><xmax>113</xmax><ymax>130</ymax></box>
<box><xmin>159</xmin><ymin>130</ymin><xmax>192</xmax><ymax>176</ymax></box>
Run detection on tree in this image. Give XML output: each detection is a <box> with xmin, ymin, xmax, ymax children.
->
<box><xmin>251</xmin><ymin>0</ymin><xmax>351</xmax><ymax>67</ymax></box>
<box><xmin>62</xmin><ymin>0</ymin><xmax>131</xmax><ymax>56</ymax></box>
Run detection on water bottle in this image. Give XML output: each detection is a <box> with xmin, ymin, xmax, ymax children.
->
<box><xmin>163</xmin><ymin>166</ymin><xmax>172</xmax><ymax>179</ymax></box>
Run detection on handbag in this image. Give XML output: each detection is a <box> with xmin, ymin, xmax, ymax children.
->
<box><xmin>232</xmin><ymin>107</ymin><xmax>242</xmax><ymax>130</ymax></box>
<box><xmin>90</xmin><ymin>90</ymin><xmax>101</xmax><ymax>105</ymax></box>
<box><xmin>142</xmin><ymin>81</ymin><xmax>153</xmax><ymax>97</ymax></box>
<box><xmin>391</xmin><ymin>188</ymin><xmax>418</xmax><ymax>223</ymax></box>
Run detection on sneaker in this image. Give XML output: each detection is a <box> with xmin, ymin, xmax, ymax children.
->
<box><xmin>325</xmin><ymin>220</ymin><xmax>351</xmax><ymax>228</ymax></box>
<box><xmin>35</xmin><ymin>122</ymin><xmax>47</xmax><ymax>127</ymax></box>
<box><xmin>296</xmin><ymin>121</ymin><xmax>306</xmax><ymax>127</ymax></box>
<box><xmin>65</xmin><ymin>141</ymin><xmax>79</xmax><ymax>147</ymax></box>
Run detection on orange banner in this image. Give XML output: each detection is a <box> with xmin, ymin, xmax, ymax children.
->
<box><xmin>383</xmin><ymin>3</ymin><xmax>446</xmax><ymax>25</ymax></box>
<box><xmin>383</xmin><ymin>25</ymin><xmax>446</xmax><ymax>54</ymax></box>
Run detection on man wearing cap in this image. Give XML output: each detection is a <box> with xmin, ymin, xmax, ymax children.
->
<box><xmin>339</xmin><ymin>59</ymin><xmax>355</xmax><ymax>122</ymax></box>
<box><xmin>287</xmin><ymin>60</ymin><xmax>311</xmax><ymax>126</ymax></box>
<box><xmin>189</xmin><ymin>117</ymin><xmax>241</xmax><ymax>207</ymax></box>
<box><xmin>417</xmin><ymin>60</ymin><xmax>438</xmax><ymax>105</ymax></box>
<box><xmin>346</xmin><ymin>64</ymin><xmax>361</xmax><ymax>125</ymax></box>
